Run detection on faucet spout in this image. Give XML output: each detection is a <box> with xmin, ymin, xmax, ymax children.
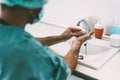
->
<box><xmin>77</xmin><ymin>19</ymin><xmax>91</xmax><ymax>33</ymax></box>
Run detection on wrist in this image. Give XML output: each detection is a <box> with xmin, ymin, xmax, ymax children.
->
<box><xmin>59</xmin><ymin>34</ymin><xmax>68</xmax><ymax>42</ymax></box>
<box><xmin>72</xmin><ymin>41</ymin><xmax>82</xmax><ymax>48</ymax></box>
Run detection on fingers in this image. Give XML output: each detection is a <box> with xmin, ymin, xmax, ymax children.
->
<box><xmin>68</xmin><ymin>27</ymin><xmax>82</xmax><ymax>32</ymax></box>
<box><xmin>67</xmin><ymin>27</ymin><xmax>87</xmax><ymax>37</ymax></box>
<box><xmin>64</xmin><ymin>27</ymin><xmax>94</xmax><ymax>41</ymax></box>
<box><xmin>77</xmin><ymin>31</ymin><xmax>94</xmax><ymax>43</ymax></box>
<box><xmin>85</xmin><ymin>32</ymin><xmax>94</xmax><ymax>39</ymax></box>
<box><xmin>71</xmin><ymin>31</ymin><xmax>94</xmax><ymax>48</ymax></box>
<box><xmin>72</xmin><ymin>31</ymin><xmax>86</xmax><ymax>37</ymax></box>
<box><xmin>84</xmin><ymin>31</ymin><xmax>94</xmax><ymax>40</ymax></box>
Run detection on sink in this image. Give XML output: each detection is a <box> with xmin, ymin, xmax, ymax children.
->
<box><xmin>50</xmin><ymin>38</ymin><xmax>119</xmax><ymax>70</ymax></box>
<box><xmin>80</xmin><ymin>41</ymin><xmax>111</xmax><ymax>57</ymax></box>
<box><xmin>68</xmin><ymin>38</ymin><xmax>119</xmax><ymax>70</ymax></box>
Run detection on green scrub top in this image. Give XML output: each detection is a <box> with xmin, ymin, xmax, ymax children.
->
<box><xmin>0</xmin><ymin>24</ymin><xmax>70</xmax><ymax>80</ymax></box>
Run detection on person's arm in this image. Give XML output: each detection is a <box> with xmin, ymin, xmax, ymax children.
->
<box><xmin>36</xmin><ymin>35</ymin><xmax>67</xmax><ymax>46</ymax></box>
<box><xmin>36</xmin><ymin>27</ymin><xmax>86</xmax><ymax>46</ymax></box>
<box><xmin>64</xmin><ymin>32</ymin><xmax>94</xmax><ymax>72</ymax></box>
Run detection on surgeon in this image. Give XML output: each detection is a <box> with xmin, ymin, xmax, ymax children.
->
<box><xmin>0</xmin><ymin>0</ymin><xmax>93</xmax><ymax>80</ymax></box>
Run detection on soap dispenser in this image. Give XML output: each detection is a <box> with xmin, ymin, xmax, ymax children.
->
<box><xmin>94</xmin><ymin>19</ymin><xmax>104</xmax><ymax>39</ymax></box>
<box><xmin>110</xmin><ymin>16</ymin><xmax>120</xmax><ymax>35</ymax></box>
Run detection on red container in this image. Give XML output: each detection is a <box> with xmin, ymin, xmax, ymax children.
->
<box><xmin>94</xmin><ymin>28</ymin><xmax>104</xmax><ymax>39</ymax></box>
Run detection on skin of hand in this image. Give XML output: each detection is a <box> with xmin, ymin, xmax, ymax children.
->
<box><xmin>64</xmin><ymin>32</ymin><xmax>94</xmax><ymax>72</ymax></box>
<box><xmin>60</xmin><ymin>27</ymin><xmax>86</xmax><ymax>42</ymax></box>
<box><xmin>72</xmin><ymin>32</ymin><xmax>94</xmax><ymax>46</ymax></box>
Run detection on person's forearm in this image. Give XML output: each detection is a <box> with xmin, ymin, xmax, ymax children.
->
<box><xmin>64</xmin><ymin>42</ymin><xmax>82</xmax><ymax>72</ymax></box>
<box><xmin>36</xmin><ymin>35</ymin><xmax>66</xmax><ymax>46</ymax></box>
<box><xmin>64</xmin><ymin>32</ymin><xmax>94</xmax><ymax>72</ymax></box>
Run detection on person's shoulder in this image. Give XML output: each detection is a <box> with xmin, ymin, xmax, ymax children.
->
<box><xmin>0</xmin><ymin>25</ymin><xmax>43</xmax><ymax>53</ymax></box>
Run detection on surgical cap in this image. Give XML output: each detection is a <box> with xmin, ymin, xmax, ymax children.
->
<box><xmin>0</xmin><ymin>0</ymin><xmax>48</xmax><ymax>9</ymax></box>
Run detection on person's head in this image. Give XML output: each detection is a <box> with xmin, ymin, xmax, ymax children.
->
<box><xmin>0</xmin><ymin>0</ymin><xmax>48</xmax><ymax>26</ymax></box>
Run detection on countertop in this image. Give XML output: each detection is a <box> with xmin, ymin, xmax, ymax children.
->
<box><xmin>25</xmin><ymin>22</ymin><xmax>120</xmax><ymax>80</ymax></box>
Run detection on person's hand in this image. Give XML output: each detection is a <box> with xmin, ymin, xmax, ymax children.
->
<box><xmin>73</xmin><ymin>32</ymin><xmax>94</xmax><ymax>47</ymax></box>
<box><xmin>60</xmin><ymin>27</ymin><xmax>86</xmax><ymax>42</ymax></box>
<box><xmin>64</xmin><ymin>32</ymin><xmax>94</xmax><ymax>72</ymax></box>
<box><xmin>76</xmin><ymin>32</ymin><xmax>94</xmax><ymax>43</ymax></box>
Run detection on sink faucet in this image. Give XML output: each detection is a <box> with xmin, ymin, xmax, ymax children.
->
<box><xmin>77</xmin><ymin>19</ymin><xmax>91</xmax><ymax>60</ymax></box>
<box><xmin>77</xmin><ymin>19</ymin><xmax>91</xmax><ymax>33</ymax></box>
